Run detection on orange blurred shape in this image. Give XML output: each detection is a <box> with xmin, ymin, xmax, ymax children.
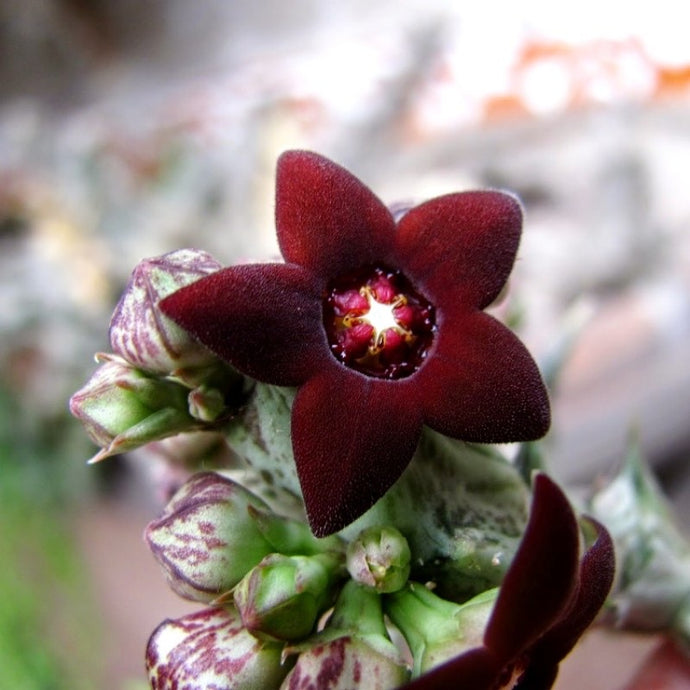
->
<box><xmin>656</xmin><ymin>65</ymin><xmax>690</xmax><ymax>97</ymax></box>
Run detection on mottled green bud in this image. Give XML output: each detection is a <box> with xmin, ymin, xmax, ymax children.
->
<box><xmin>248</xmin><ymin>504</ymin><xmax>344</xmax><ymax>557</ymax></box>
<box><xmin>146</xmin><ymin>605</ymin><xmax>290</xmax><ymax>689</ymax></box>
<box><xmin>146</xmin><ymin>472</ymin><xmax>343</xmax><ymax>605</ymax></box>
<box><xmin>145</xmin><ymin>472</ymin><xmax>277</xmax><ymax>602</ymax></box>
<box><xmin>281</xmin><ymin>580</ymin><xmax>409</xmax><ymax>689</ymax></box>
<box><xmin>589</xmin><ymin>438</ymin><xmax>690</xmax><ymax>645</ymax></box>
<box><xmin>346</xmin><ymin>526</ymin><xmax>411</xmax><ymax>593</ymax></box>
<box><xmin>69</xmin><ymin>354</ymin><xmax>198</xmax><ymax>462</ymax></box>
<box><xmin>187</xmin><ymin>383</ymin><xmax>227</xmax><ymax>422</ymax></box>
<box><xmin>385</xmin><ymin>582</ymin><xmax>496</xmax><ymax>677</ymax></box>
<box><xmin>110</xmin><ymin>249</ymin><xmax>224</xmax><ymax>376</ymax></box>
<box><xmin>234</xmin><ymin>552</ymin><xmax>345</xmax><ymax>641</ymax></box>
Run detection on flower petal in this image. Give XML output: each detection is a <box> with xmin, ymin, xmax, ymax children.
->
<box><xmin>276</xmin><ymin>150</ymin><xmax>397</xmax><ymax>276</ymax></box>
<box><xmin>514</xmin><ymin>663</ymin><xmax>559</xmax><ymax>690</ymax></box>
<box><xmin>395</xmin><ymin>191</ymin><xmax>522</xmax><ymax>309</ymax></box>
<box><xmin>526</xmin><ymin>517</ymin><xmax>616</xmax><ymax>665</ymax></box>
<box><xmin>417</xmin><ymin>312</ymin><xmax>550</xmax><ymax>443</ymax></box>
<box><xmin>401</xmin><ymin>648</ymin><xmax>499</xmax><ymax>690</ymax></box>
<box><xmin>160</xmin><ymin>263</ymin><xmax>328</xmax><ymax>386</ymax></box>
<box><xmin>291</xmin><ymin>369</ymin><xmax>423</xmax><ymax>536</ymax></box>
<box><xmin>484</xmin><ymin>474</ymin><xmax>580</xmax><ymax>663</ymax></box>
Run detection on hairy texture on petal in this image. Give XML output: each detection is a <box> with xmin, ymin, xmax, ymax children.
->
<box><xmin>276</xmin><ymin>151</ymin><xmax>397</xmax><ymax>277</ymax></box>
<box><xmin>161</xmin><ymin>263</ymin><xmax>328</xmax><ymax>386</ymax></box>
<box><xmin>526</xmin><ymin>518</ymin><xmax>616</xmax><ymax>666</ymax></box>
<box><xmin>418</xmin><ymin>312</ymin><xmax>550</xmax><ymax>443</ymax></box>
<box><xmin>291</xmin><ymin>369</ymin><xmax>423</xmax><ymax>536</ymax></box>
<box><xmin>484</xmin><ymin>474</ymin><xmax>580</xmax><ymax>663</ymax></box>
<box><xmin>401</xmin><ymin>647</ymin><xmax>499</xmax><ymax>690</ymax></box>
<box><xmin>395</xmin><ymin>191</ymin><xmax>522</xmax><ymax>309</ymax></box>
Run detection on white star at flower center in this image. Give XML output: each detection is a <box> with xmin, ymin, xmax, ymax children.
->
<box><xmin>360</xmin><ymin>289</ymin><xmax>402</xmax><ymax>349</ymax></box>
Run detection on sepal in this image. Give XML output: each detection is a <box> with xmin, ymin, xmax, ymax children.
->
<box><xmin>69</xmin><ymin>354</ymin><xmax>199</xmax><ymax>462</ymax></box>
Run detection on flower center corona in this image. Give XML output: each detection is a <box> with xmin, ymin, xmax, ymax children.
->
<box><xmin>323</xmin><ymin>266</ymin><xmax>436</xmax><ymax>379</ymax></box>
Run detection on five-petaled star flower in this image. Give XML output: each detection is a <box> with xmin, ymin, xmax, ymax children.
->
<box><xmin>161</xmin><ymin>151</ymin><xmax>550</xmax><ymax>536</ymax></box>
<box><xmin>402</xmin><ymin>474</ymin><xmax>615</xmax><ymax>690</ymax></box>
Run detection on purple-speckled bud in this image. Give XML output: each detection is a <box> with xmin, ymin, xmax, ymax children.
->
<box><xmin>234</xmin><ymin>552</ymin><xmax>345</xmax><ymax>641</ymax></box>
<box><xmin>280</xmin><ymin>580</ymin><xmax>409</xmax><ymax>689</ymax></box>
<box><xmin>346</xmin><ymin>525</ymin><xmax>411</xmax><ymax>593</ymax></box>
<box><xmin>146</xmin><ymin>605</ymin><xmax>291</xmax><ymax>689</ymax></box>
<box><xmin>69</xmin><ymin>354</ymin><xmax>198</xmax><ymax>463</ymax></box>
<box><xmin>110</xmin><ymin>249</ymin><xmax>224</xmax><ymax>375</ymax></box>
<box><xmin>145</xmin><ymin>472</ymin><xmax>277</xmax><ymax>603</ymax></box>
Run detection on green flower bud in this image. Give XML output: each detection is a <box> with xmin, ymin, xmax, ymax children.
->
<box><xmin>247</xmin><ymin>504</ymin><xmax>344</xmax><ymax>557</ymax></box>
<box><xmin>346</xmin><ymin>525</ymin><xmax>411</xmax><ymax>593</ymax></box>
<box><xmin>234</xmin><ymin>552</ymin><xmax>345</xmax><ymax>641</ymax></box>
<box><xmin>110</xmin><ymin>249</ymin><xmax>224</xmax><ymax>376</ymax></box>
<box><xmin>188</xmin><ymin>383</ymin><xmax>227</xmax><ymax>422</ymax></box>
<box><xmin>385</xmin><ymin>582</ymin><xmax>496</xmax><ymax>677</ymax></box>
<box><xmin>69</xmin><ymin>354</ymin><xmax>198</xmax><ymax>462</ymax></box>
<box><xmin>145</xmin><ymin>472</ymin><xmax>277</xmax><ymax>602</ymax></box>
<box><xmin>146</xmin><ymin>472</ymin><xmax>341</xmax><ymax>604</ymax></box>
<box><xmin>146</xmin><ymin>605</ymin><xmax>291</xmax><ymax>689</ymax></box>
<box><xmin>281</xmin><ymin>580</ymin><xmax>409</xmax><ymax>689</ymax></box>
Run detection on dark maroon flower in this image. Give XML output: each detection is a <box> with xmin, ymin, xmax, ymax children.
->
<box><xmin>402</xmin><ymin>474</ymin><xmax>616</xmax><ymax>690</ymax></box>
<box><xmin>160</xmin><ymin>151</ymin><xmax>550</xmax><ymax>536</ymax></box>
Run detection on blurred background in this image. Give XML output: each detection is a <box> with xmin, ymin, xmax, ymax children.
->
<box><xmin>1</xmin><ymin>1</ymin><xmax>689</xmax><ymax>688</ymax></box>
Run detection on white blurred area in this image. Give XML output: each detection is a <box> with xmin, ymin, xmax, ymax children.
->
<box><xmin>2</xmin><ymin>3</ymin><xmax>689</xmax><ymax>688</ymax></box>
<box><xmin>2</xmin><ymin>1</ymin><xmax>689</xmax><ymax>505</ymax></box>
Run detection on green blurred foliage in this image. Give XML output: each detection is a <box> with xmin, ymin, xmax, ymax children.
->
<box><xmin>0</xmin><ymin>383</ymin><xmax>103</xmax><ymax>689</ymax></box>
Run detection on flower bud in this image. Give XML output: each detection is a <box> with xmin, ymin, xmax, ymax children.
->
<box><xmin>187</xmin><ymin>383</ymin><xmax>227</xmax><ymax>422</ymax></box>
<box><xmin>69</xmin><ymin>354</ymin><xmax>198</xmax><ymax>462</ymax></box>
<box><xmin>385</xmin><ymin>582</ymin><xmax>497</xmax><ymax>677</ymax></box>
<box><xmin>346</xmin><ymin>525</ymin><xmax>411</xmax><ymax>593</ymax></box>
<box><xmin>234</xmin><ymin>552</ymin><xmax>345</xmax><ymax>641</ymax></box>
<box><xmin>281</xmin><ymin>580</ymin><xmax>409</xmax><ymax>689</ymax></box>
<box><xmin>145</xmin><ymin>472</ymin><xmax>277</xmax><ymax>602</ymax></box>
<box><xmin>146</xmin><ymin>605</ymin><xmax>290</xmax><ymax>690</ymax></box>
<box><xmin>110</xmin><ymin>249</ymin><xmax>224</xmax><ymax>375</ymax></box>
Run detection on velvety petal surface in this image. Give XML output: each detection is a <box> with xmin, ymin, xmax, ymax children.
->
<box><xmin>484</xmin><ymin>474</ymin><xmax>580</xmax><ymax>663</ymax></box>
<box><xmin>276</xmin><ymin>150</ymin><xmax>397</xmax><ymax>277</ymax></box>
<box><xmin>527</xmin><ymin>517</ymin><xmax>616</xmax><ymax>666</ymax></box>
<box><xmin>160</xmin><ymin>263</ymin><xmax>328</xmax><ymax>386</ymax></box>
<box><xmin>290</xmin><ymin>368</ymin><xmax>423</xmax><ymax>536</ymax></box>
<box><xmin>395</xmin><ymin>191</ymin><xmax>522</xmax><ymax>309</ymax></box>
<box><xmin>417</xmin><ymin>311</ymin><xmax>550</xmax><ymax>443</ymax></box>
<box><xmin>402</xmin><ymin>648</ymin><xmax>499</xmax><ymax>690</ymax></box>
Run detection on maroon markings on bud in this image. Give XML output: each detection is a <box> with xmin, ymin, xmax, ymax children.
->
<box><xmin>146</xmin><ymin>606</ymin><xmax>289</xmax><ymax>689</ymax></box>
<box><xmin>110</xmin><ymin>249</ymin><xmax>223</xmax><ymax>374</ymax></box>
<box><xmin>145</xmin><ymin>472</ymin><xmax>274</xmax><ymax>602</ymax></box>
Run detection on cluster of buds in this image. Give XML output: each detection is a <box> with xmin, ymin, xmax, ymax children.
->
<box><xmin>69</xmin><ymin>250</ymin><xmax>246</xmax><ymax>464</ymax></box>
<box><xmin>143</xmin><ymin>471</ymin><xmax>614</xmax><ymax>689</ymax></box>
<box><xmin>144</xmin><ymin>471</ymin><xmax>413</xmax><ymax>687</ymax></box>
